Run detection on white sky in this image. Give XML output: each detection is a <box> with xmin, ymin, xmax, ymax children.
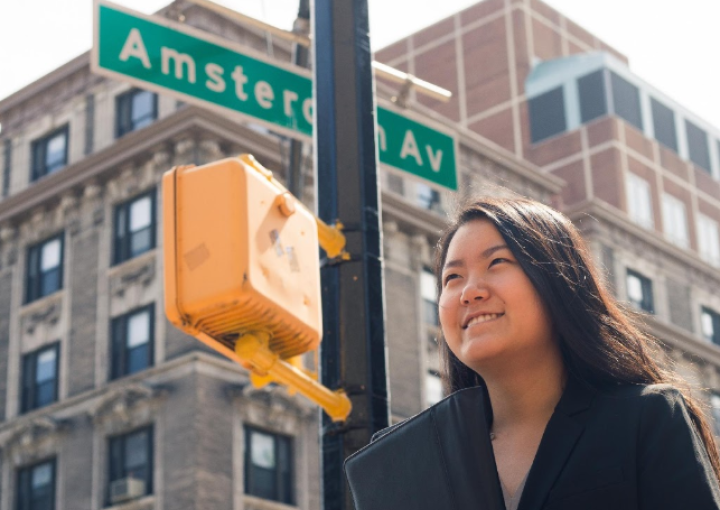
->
<box><xmin>1</xmin><ymin>0</ymin><xmax>719</xmax><ymax>129</ymax></box>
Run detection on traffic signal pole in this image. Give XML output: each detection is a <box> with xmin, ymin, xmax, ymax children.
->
<box><xmin>312</xmin><ymin>1</ymin><xmax>390</xmax><ymax>509</ymax></box>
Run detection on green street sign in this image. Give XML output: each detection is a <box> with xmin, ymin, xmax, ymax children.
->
<box><xmin>376</xmin><ymin>107</ymin><xmax>457</xmax><ymax>190</ymax></box>
<box><xmin>92</xmin><ymin>0</ymin><xmax>457</xmax><ymax>190</ymax></box>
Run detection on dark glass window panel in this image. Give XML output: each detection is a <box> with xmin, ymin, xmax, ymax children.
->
<box><xmin>110</xmin><ymin>306</ymin><xmax>154</xmax><ymax>380</ymax></box>
<box><xmin>131</xmin><ymin>228</ymin><xmax>152</xmax><ymax>257</ymax></box>
<box><xmin>610</xmin><ymin>72</ymin><xmax>643</xmax><ymax>130</ymax></box>
<box><xmin>423</xmin><ymin>300</ymin><xmax>438</xmax><ymax>326</ymax></box>
<box><xmin>18</xmin><ymin>460</ymin><xmax>55</xmax><ymax>510</ymax></box>
<box><xmin>528</xmin><ymin>86</ymin><xmax>566</xmax><ymax>143</ymax></box>
<box><xmin>108</xmin><ymin>427</ymin><xmax>153</xmax><ymax>504</ymax></box>
<box><xmin>36</xmin><ymin>381</ymin><xmax>56</xmax><ymax>408</ymax></box>
<box><xmin>44</xmin><ymin>133</ymin><xmax>67</xmax><ymax>174</ymax></box>
<box><xmin>702</xmin><ymin>307</ymin><xmax>720</xmax><ymax>345</ymax></box>
<box><xmin>21</xmin><ymin>344</ymin><xmax>59</xmax><ymax>414</ymax></box>
<box><xmin>3</xmin><ymin>138</ymin><xmax>11</xmax><ymax>197</ymax></box>
<box><xmin>26</xmin><ymin>235</ymin><xmax>63</xmax><ymax>303</ymax></box>
<box><xmin>577</xmin><ymin>70</ymin><xmax>607</xmax><ymax>123</ymax></box>
<box><xmin>117</xmin><ymin>89</ymin><xmax>157</xmax><ymax>137</ymax></box>
<box><xmin>113</xmin><ymin>192</ymin><xmax>156</xmax><ymax>264</ymax></box>
<box><xmin>685</xmin><ymin>120</ymin><xmax>711</xmax><ymax>172</ymax></box>
<box><xmin>127</xmin><ymin>345</ymin><xmax>149</xmax><ymax>375</ymax></box>
<box><xmin>131</xmin><ymin>91</ymin><xmax>156</xmax><ymax>130</ymax></box>
<box><xmin>31</xmin><ymin>127</ymin><xmax>68</xmax><ymax>181</ymax></box>
<box><xmin>40</xmin><ymin>268</ymin><xmax>60</xmax><ymax>298</ymax></box>
<box><xmin>245</xmin><ymin>428</ymin><xmax>294</xmax><ymax>505</ymax></box>
<box><xmin>650</xmin><ymin>98</ymin><xmax>677</xmax><ymax>152</ymax></box>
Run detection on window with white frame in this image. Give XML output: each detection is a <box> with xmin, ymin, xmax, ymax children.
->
<box><xmin>626</xmin><ymin>173</ymin><xmax>653</xmax><ymax>229</ymax></box>
<box><xmin>698</xmin><ymin>213</ymin><xmax>720</xmax><ymax>267</ymax></box>
<box><xmin>662</xmin><ymin>193</ymin><xmax>689</xmax><ymax>248</ymax></box>
<box><xmin>626</xmin><ymin>269</ymin><xmax>654</xmax><ymax>314</ymax></box>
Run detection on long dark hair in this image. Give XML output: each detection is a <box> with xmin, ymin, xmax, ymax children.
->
<box><xmin>434</xmin><ymin>196</ymin><xmax>720</xmax><ymax>482</ymax></box>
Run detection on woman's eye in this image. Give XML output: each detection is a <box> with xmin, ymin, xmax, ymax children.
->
<box><xmin>489</xmin><ymin>257</ymin><xmax>509</xmax><ymax>267</ymax></box>
<box><xmin>443</xmin><ymin>273</ymin><xmax>460</xmax><ymax>286</ymax></box>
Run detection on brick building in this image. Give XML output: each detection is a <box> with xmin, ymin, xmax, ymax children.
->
<box><xmin>375</xmin><ymin>0</ymin><xmax>720</xmax><ymax>408</ymax></box>
<box><xmin>0</xmin><ymin>1</ymin><xmax>717</xmax><ymax>510</ymax></box>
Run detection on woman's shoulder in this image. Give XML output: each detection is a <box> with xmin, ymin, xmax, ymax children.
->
<box><xmin>592</xmin><ymin>382</ymin><xmax>689</xmax><ymax>415</ymax></box>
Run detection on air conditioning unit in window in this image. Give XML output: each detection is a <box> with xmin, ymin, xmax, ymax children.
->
<box><xmin>110</xmin><ymin>477</ymin><xmax>146</xmax><ymax>505</ymax></box>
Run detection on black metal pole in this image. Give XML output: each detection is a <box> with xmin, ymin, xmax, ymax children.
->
<box><xmin>312</xmin><ymin>1</ymin><xmax>390</xmax><ymax>509</ymax></box>
<box><xmin>287</xmin><ymin>0</ymin><xmax>310</xmax><ymax>198</ymax></box>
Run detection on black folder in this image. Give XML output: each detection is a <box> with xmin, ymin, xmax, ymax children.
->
<box><xmin>344</xmin><ymin>387</ymin><xmax>506</xmax><ymax>510</ymax></box>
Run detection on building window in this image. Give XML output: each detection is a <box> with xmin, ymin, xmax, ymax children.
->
<box><xmin>244</xmin><ymin>427</ymin><xmax>294</xmax><ymax>505</ymax></box>
<box><xmin>685</xmin><ymin>120</ymin><xmax>711</xmax><ymax>173</ymax></box>
<box><xmin>25</xmin><ymin>234</ymin><xmax>64</xmax><ymax>304</ymax></box>
<box><xmin>626</xmin><ymin>269</ymin><xmax>654</xmax><ymax>314</ymax></box>
<box><xmin>108</xmin><ymin>427</ymin><xmax>153</xmax><ymax>506</ymax></box>
<box><xmin>711</xmin><ymin>393</ymin><xmax>720</xmax><ymax>437</ymax></box>
<box><xmin>110</xmin><ymin>305</ymin><xmax>154</xmax><ymax>380</ymax></box>
<box><xmin>577</xmin><ymin>70</ymin><xmax>607</xmax><ymax>124</ymax></box>
<box><xmin>420</xmin><ymin>269</ymin><xmax>438</xmax><ymax>327</ymax></box>
<box><xmin>698</xmin><ymin>214</ymin><xmax>720</xmax><ymax>267</ymax></box>
<box><xmin>651</xmin><ymin>98</ymin><xmax>678</xmax><ymax>152</ymax></box>
<box><xmin>113</xmin><ymin>191</ymin><xmax>156</xmax><ymax>264</ymax></box>
<box><xmin>17</xmin><ymin>460</ymin><xmax>56</xmax><ymax>510</ymax></box>
<box><xmin>116</xmin><ymin>89</ymin><xmax>158</xmax><ymax>138</ymax></box>
<box><xmin>3</xmin><ymin>138</ymin><xmax>11</xmax><ymax>197</ymax></box>
<box><xmin>426</xmin><ymin>369</ymin><xmax>443</xmax><ymax>407</ymax></box>
<box><xmin>31</xmin><ymin>126</ymin><xmax>68</xmax><ymax>181</ymax></box>
<box><xmin>661</xmin><ymin>193</ymin><xmax>689</xmax><ymax>249</ymax></box>
<box><xmin>702</xmin><ymin>307</ymin><xmax>720</xmax><ymax>346</ymax></box>
<box><xmin>528</xmin><ymin>86</ymin><xmax>566</xmax><ymax>142</ymax></box>
<box><xmin>610</xmin><ymin>72</ymin><xmax>643</xmax><ymax>131</ymax></box>
<box><xmin>415</xmin><ymin>183</ymin><xmax>442</xmax><ymax>212</ymax></box>
<box><xmin>21</xmin><ymin>344</ymin><xmax>59</xmax><ymax>413</ymax></box>
<box><xmin>625</xmin><ymin>173</ymin><xmax>653</xmax><ymax>229</ymax></box>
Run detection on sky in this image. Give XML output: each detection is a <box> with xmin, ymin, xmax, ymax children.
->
<box><xmin>1</xmin><ymin>0</ymin><xmax>719</xmax><ymax>129</ymax></box>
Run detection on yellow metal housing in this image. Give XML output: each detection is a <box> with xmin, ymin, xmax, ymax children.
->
<box><xmin>163</xmin><ymin>156</ymin><xmax>322</xmax><ymax>359</ymax></box>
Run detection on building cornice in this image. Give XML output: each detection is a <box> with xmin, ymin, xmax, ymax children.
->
<box><xmin>0</xmin><ymin>106</ymin><xmax>282</xmax><ymax>226</ymax></box>
<box><xmin>381</xmin><ymin>191</ymin><xmax>448</xmax><ymax>238</ymax></box>
<box><xmin>647</xmin><ymin>316</ymin><xmax>720</xmax><ymax>369</ymax></box>
<box><xmin>565</xmin><ymin>198</ymin><xmax>720</xmax><ymax>283</ymax></box>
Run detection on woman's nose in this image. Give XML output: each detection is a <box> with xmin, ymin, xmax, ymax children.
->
<box><xmin>460</xmin><ymin>280</ymin><xmax>489</xmax><ymax>304</ymax></box>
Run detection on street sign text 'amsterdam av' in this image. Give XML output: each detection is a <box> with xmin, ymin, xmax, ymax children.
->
<box><xmin>92</xmin><ymin>0</ymin><xmax>457</xmax><ymax>190</ymax></box>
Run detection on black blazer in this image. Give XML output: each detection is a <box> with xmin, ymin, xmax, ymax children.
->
<box><xmin>372</xmin><ymin>380</ymin><xmax>720</xmax><ymax>510</ymax></box>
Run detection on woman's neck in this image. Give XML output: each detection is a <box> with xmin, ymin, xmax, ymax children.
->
<box><xmin>483</xmin><ymin>353</ymin><xmax>566</xmax><ymax>434</ymax></box>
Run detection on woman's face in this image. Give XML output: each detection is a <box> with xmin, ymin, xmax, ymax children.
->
<box><xmin>438</xmin><ymin>219</ymin><xmax>557</xmax><ymax>374</ymax></box>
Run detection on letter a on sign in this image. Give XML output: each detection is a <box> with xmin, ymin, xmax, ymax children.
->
<box><xmin>400</xmin><ymin>130</ymin><xmax>423</xmax><ymax>166</ymax></box>
<box><xmin>119</xmin><ymin>28</ymin><xmax>151</xmax><ymax>69</ymax></box>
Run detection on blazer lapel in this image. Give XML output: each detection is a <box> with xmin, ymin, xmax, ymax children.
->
<box><xmin>516</xmin><ymin>378</ymin><xmax>595</xmax><ymax>510</ymax></box>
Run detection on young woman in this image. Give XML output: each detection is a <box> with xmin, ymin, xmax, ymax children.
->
<box><xmin>433</xmin><ymin>197</ymin><xmax>720</xmax><ymax>510</ymax></box>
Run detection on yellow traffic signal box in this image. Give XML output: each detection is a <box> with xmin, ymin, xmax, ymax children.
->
<box><xmin>163</xmin><ymin>155</ymin><xmax>322</xmax><ymax>359</ymax></box>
